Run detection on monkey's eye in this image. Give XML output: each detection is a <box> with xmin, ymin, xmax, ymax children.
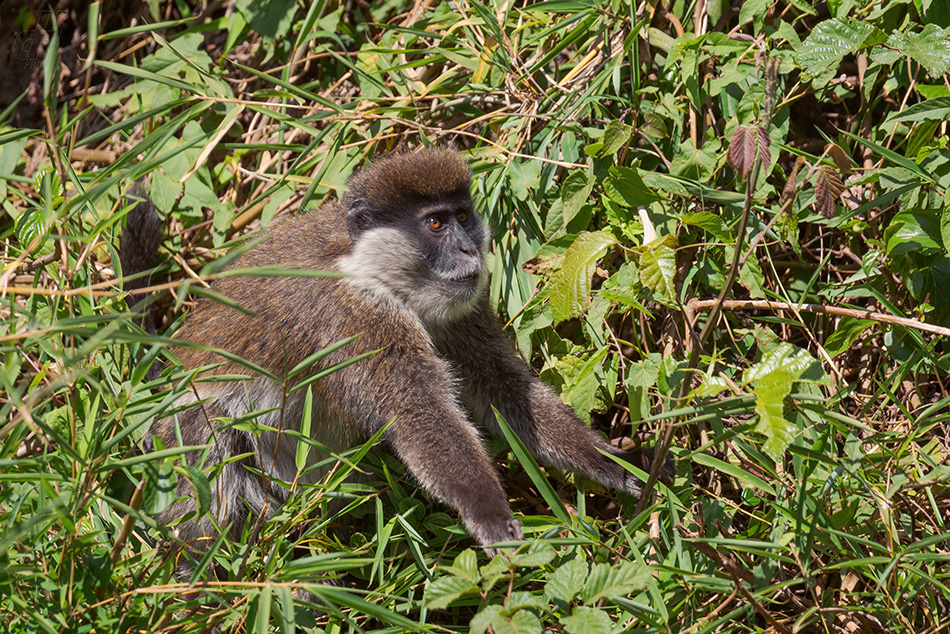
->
<box><xmin>456</xmin><ymin>211</ymin><xmax>469</xmax><ymax>224</ymax></box>
<box><xmin>426</xmin><ymin>217</ymin><xmax>444</xmax><ymax>231</ymax></box>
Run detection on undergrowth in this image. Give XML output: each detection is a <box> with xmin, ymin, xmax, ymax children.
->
<box><xmin>1</xmin><ymin>1</ymin><xmax>949</xmax><ymax>633</ymax></box>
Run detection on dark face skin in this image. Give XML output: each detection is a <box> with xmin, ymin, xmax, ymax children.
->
<box><xmin>412</xmin><ymin>193</ymin><xmax>484</xmax><ymax>289</ymax></box>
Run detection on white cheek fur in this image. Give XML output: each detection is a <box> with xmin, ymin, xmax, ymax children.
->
<box><xmin>336</xmin><ymin>226</ymin><xmax>487</xmax><ymax>326</ymax></box>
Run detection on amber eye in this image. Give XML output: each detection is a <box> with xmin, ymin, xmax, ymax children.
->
<box><xmin>456</xmin><ymin>211</ymin><xmax>468</xmax><ymax>224</ymax></box>
<box><xmin>427</xmin><ymin>217</ymin><xmax>444</xmax><ymax>230</ymax></box>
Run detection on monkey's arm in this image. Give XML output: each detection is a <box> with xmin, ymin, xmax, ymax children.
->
<box><xmin>435</xmin><ymin>301</ymin><xmax>668</xmax><ymax>497</ymax></box>
<box><xmin>340</xmin><ymin>338</ymin><xmax>522</xmax><ymax>547</ymax></box>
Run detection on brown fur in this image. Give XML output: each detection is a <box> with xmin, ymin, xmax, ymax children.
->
<box><xmin>142</xmin><ymin>148</ymin><xmax>667</xmax><ymax>555</ymax></box>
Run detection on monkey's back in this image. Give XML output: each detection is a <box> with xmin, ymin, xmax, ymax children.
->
<box><xmin>165</xmin><ymin>201</ymin><xmax>439</xmax><ymax>454</ymax></box>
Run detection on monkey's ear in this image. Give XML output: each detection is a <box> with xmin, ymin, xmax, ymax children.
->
<box><xmin>344</xmin><ymin>196</ymin><xmax>375</xmax><ymax>236</ymax></box>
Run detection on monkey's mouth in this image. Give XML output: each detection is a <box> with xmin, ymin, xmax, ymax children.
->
<box><xmin>444</xmin><ymin>271</ymin><xmax>481</xmax><ymax>285</ymax></box>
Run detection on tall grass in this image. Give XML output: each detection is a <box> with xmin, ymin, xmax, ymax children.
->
<box><xmin>1</xmin><ymin>1</ymin><xmax>949</xmax><ymax>632</ymax></box>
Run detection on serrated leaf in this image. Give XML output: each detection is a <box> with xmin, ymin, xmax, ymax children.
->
<box><xmin>827</xmin><ymin>143</ymin><xmax>852</xmax><ymax>175</ymax></box>
<box><xmin>580</xmin><ymin>561</ymin><xmax>650</xmax><ymax>603</ymax></box>
<box><xmin>727</xmin><ymin>125</ymin><xmax>754</xmax><ymax>177</ymax></box>
<box><xmin>603</xmin><ymin>165</ymin><xmax>660</xmax><ymax>207</ymax></box>
<box><xmin>941</xmin><ymin>207</ymin><xmax>950</xmax><ymax>254</ymax></box>
<box><xmin>471</xmin><ymin>605</ymin><xmax>505</xmax><ymax>634</ymax></box>
<box><xmin>742</xmin><ymin>342</ymin><xmax>815</xmax><ymax>383</ymax></box>
<box><xmin>753</xmin><ymin>369</ymin><xmax>798</xmax><ymax>460</ymax></box>
<box><xmin>545</xmin><ymin>556</ymin><xmax>588</xmax><ymax>605</ymax></box>
<box><xmin>874</xmin><ymin>24</ymin><xmax>950</xmax><ymax>78</ymax></box>
<box><xmin>511</xmin><ymin>542</ymin><xmax>557</xmax><ymax>568</ymax></box>
<box><xmin>798</xmin><ymin>18</ymin><xmax>874</xmax><ymax>77</ymax></box>
<box><xmin>549</xmin><ymin>231</ymin><xmax>618</xmax><ymax>324</ymax></box>
<box><xmin>814</xmin><ymin>164</ymin><xmax>843</xmax><ymax>218</ymax></box>
<box><xmin>441</xmin><ymin>548</ymin><xmax>480</xmax><ymax>583</ymax></box>
<box><xmin>561</xmin><ymin>170</ymin><xmax>595</xmax><ymax>228</ymax></box>
<box><xmin>423</xmin><ymin>574</ymin><xmax>480</xmax><ymax>610</ymax></box>
<box><xmin>639</xmin><ymin>242</ymin><xmax>677</xmax><ymax>304</ymax></box>
<box><xmin>742</xmin><ymin>343</ymin><xmax>815</xmax><ymax>460</ymax></box>
<box><xmin>492</xmin><ymin>610</ymin><xmax>542</xmax><ymax>634</ymax></box>
<box><xmin>561</xmin><ymin>606</ymin><xmax>614</xmax><ymax>634</ymax></box>
<box><xmin>505</xmin><ymin>591</ymin><xmax>548</xmax><ymax>612</ymax></box>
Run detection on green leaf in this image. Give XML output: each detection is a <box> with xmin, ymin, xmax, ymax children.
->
<box><xmin>569</xmin><ymin>346</ymin><xmax>609</xmax><ymax>423</ymax></box>
<box><xmin>471</xmin><ymin>605</ymin><xmax>505</xmax><ymax>634</ymax></box>
<box><xmin>549</xmin><ymin>231</ymin><xmax>618</xmax><ymax>324</ymax></box>
<box><xmin>743</xmin><ymin>343</ymin><xmax>815</xmax><ymax>459</ymax></box>
<box><xmin>176</xmin><ymin>464</ymin><xmax>212</xmax><ymax>517</ymax></box>
<box><xmin>670</xmin><ymin>139</ymin><xmax>718</xmax><ymax>182</ymax></box>
<box><xmin>681</xmin><ymin>211</ymin><xmax>732</xmax><ymax>242</ymax></box>
<box><xmin>753</xmin><ymin>369</ymin><xmax>798</xmax><ymax>460</ymax></box>
<box><xmin>603</xmin><ymin>165</ymin><xmax>660</xmax><ymax>207</ymax></box>
<box><xmin>253</xmin><ymin>585</ymin><xmax>271</xmax><ymax>633</ymax></box>
<box><xmin>600</xmin><ymin>119</ymin><xmax>631</xmax><ymax>157</ymax></box>
<box><xmin>491</xmin><ymin>610</ymin><xmax>543</xmax><ymax>634</ymax></box>
<box><xmin>639</xmin><ymin>242</ymin><xmax>677</xmax><ymax>304</ymax></box>
<box><xmin>693</xmin><ymin>453</ymin><xmax>777</xmax><ymax>495</ymax></box>
<box><xmin>142</xmin><ymin>457</ymin><xmax>177</xmax><ymax>515</ymax></box>
<box><xmin>295</xmin><ymin>386</ymin><xmax>313</xmax><ymax>471</ymax></box>
<box><xmin>423</xmin><ymin>574</ymin><xmax>480</xmax><ymax>610</ymax></box>
<box><xmin>797</xmin><ymin>18</ymin><xmax>875</xmax><ymax>78</ymax></box>
<box><xmin>887</xmin><ymin>97</ymin><xmax>950</xmax><ymax>124</ymax></box>
<box><xmin>872</xmin><ymin>24</ymin><xmax>950</xmax><ymax>78</ymax></box>
<box><xmin>494</xmin><ymin>408</ymin><xmax>571</xmax><ymax>525</ymax></box>
<box><xmin>561</xmin><ymin>606</ymin><xmax>614</xmax><ymax>634</ymax></box>
<box><xmin>580</xmin><ymin>561</ymin><xmax>650</xmax><ymax>603</ymax></box>
<box><xmin>545</xmin><ymin>556</ymin><xmax>588</xmax><ymax>604</ymax></box>
<box><xmin>440</xmin><ymin>548</ymin><xmax>480</xmax><ymax>583</ymax></box>
<box><xmin>14</xmin><ymin>207</ymin><xmax>49</xmax><ymax>253</ymax></box>
<box><xmin>824</xmin><ymin>317</ymin><xmax>875</xmax><ymax>357</ymax></box>
<box><xmin>885</xmin><ymin>212</ymin><xmax>942</xmax><ymax>256</ymax></box>
<box><xmin>508</xmin><ymin>159</ymin><xmax>542</xmax><ymax>202</ymax></box>
<box><xmin>505</xmin><ymin>591</ymin><xmax>548</xmax><ymax>612</ymax></box>
<box><xmin>561</xmin><ymin>170</ymin><xmax>594</xmax><ymax>228</ymax></box>
<box><xmin>511</xmin><ymin>542</ymin><xmax>557</xmax><ymax>568</ymax></box>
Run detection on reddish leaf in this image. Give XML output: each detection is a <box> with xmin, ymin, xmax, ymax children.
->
<box><xmin>814</xmin><ymin>164</ymin><xmax>844</xmax><ymax>218</ymax></box>
<box><xmin>782</xmin><ymin>156</ymin><xmax>806</xmax><ymax>203</ymax></box>
<box><xmin>727</xmin><ymin>125</ymin><xmax>755</xmax><ymax>177</ymax></box>
<box><xmin>826</xmin><ymin>143</ymin><xmax>852</xmax><ymax>174</ymax></box>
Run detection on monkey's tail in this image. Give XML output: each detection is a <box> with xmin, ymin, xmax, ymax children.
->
<box><xmin>119</xmin><ymin>183</ymin><xmax>163</xmax><ymax>335</ymax></box>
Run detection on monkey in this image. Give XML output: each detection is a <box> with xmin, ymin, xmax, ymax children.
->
<box><xmin>124</xmin><ymin>148</ymin><xmax>671</xmax><ymax>555</ymax></box>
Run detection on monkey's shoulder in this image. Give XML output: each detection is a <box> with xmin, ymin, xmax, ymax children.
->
<box><xmin>241</xmin><ymin>201</ymin><xmax>352</xmax><ymax>268</ymax></box>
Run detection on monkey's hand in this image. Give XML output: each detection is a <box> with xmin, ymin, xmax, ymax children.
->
<box><xmin>463</xmin><ymin>505</ymin><xmax>523</xmax><ymax>555</ymax></box>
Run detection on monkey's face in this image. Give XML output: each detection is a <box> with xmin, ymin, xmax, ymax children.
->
<box><xmin>339</xmin><ymin>191</ymin><xmax>490</xmax><ymax>325</ymax></box>
<box><xmin>415</xmin><ymin>196</ymin><xmax>487</xmax><ymax>294</ymax></box>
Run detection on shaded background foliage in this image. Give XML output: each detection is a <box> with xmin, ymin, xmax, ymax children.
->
<box><xmin>1</xmin><ymin>0</ymin><xmax>949</xmax><ymax>633</ymax></box>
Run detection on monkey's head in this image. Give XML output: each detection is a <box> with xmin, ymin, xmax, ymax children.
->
<box><xmin>338</xmin><ymin>149</ymin><xmax>490</xmax><ymax>324</ymax></box>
